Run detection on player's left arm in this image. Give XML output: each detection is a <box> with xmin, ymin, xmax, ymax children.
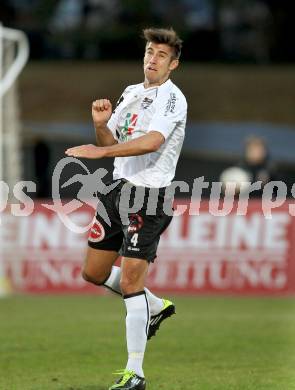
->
<box><xmin>65</xmin><ymin>131</ymin><xmax>165</xmax><ymax>159</ymax></box>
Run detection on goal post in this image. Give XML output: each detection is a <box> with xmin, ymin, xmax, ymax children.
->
<box><xmin>0</xmin><ymin>24</ymin><xmax>29</xmax><ymax>296</ymax></box>
<box><xmin>0</xmin><ymin>24</ymin><xmax>29</xmax><ymax>188</ymax></box>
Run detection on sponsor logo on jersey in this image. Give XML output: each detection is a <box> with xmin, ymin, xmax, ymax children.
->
<box><xmin>164</xmin><ymin>93</ymin><xmax>177</xmax><ymax>115</ymax></box>
<box><xmin>141</xmin><ymin>97</ymin><xmax>153</xmax><ymax>109</ymax></box>
<box><xmin>119</xmin><ymin>113</ymin><xmax>138</xmax><ymax>141</ymax></box>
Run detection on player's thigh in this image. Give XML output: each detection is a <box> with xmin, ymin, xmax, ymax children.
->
<box><xmin>83</xmin><ymin>247</ymin><xmax>119</xmax><ymax>283</ymax></box>
<box><xmin>120</xmin><ymin>257</ymin><xmax>149</xmax><ymax>294</ymax></box>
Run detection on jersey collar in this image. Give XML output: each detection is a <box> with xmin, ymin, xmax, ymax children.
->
<box><xmin>141</xmin><ymin>78</ymin><xmax>172</xmax><ymax>93</ymax></box>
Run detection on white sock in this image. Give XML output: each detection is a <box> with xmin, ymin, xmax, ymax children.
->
<box><xmin>124</xmin><ymin>291</ymin><xmax>149</xmax><ymax>378</ymax></box>
<box><xmin>103</xmin><ymin>266</ymin><xmax>121</xmax><ymax>295</ymax></box>
<box><xmin>103</xmin><ymin>266</ymin><xmax>164</xmax><ymax>315</ymax></box>
<box><xmin>144</xmin><ymin>288</ymin><xmax>164</xmax><ymax>315</ymax></box>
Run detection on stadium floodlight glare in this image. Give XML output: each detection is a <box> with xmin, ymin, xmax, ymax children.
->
<box><xmin>0</xmin><ymin>24</ymin><xmax>29</xmax><ymax>296</ymax></box>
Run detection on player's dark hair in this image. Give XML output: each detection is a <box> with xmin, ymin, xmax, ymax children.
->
<box><xmin>143</xmin><ymin>27</ymin><xmax>182</xmax><ymax>59</ymax></box>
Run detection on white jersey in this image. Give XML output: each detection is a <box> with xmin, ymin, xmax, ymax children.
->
<box><xmin>107</xmin><ymin>79</ymin><xmax>187</xmax><ymax>188</ymax></box>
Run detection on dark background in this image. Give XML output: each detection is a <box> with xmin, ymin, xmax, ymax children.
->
<box><xmin>2</xmin><ymin>0</ymin><xmax>295</xmax><ymax>63</ymax></box>
<box><xmin>1</xmin><ymin>0</ymin><xmax>294</xmax><ymax>198</ymax></box>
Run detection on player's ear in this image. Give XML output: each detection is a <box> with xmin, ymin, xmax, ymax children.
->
<box><xmin>169</xmin><ymin>58</ymin><xmax>179</xmax><ymax>71</ymax></box>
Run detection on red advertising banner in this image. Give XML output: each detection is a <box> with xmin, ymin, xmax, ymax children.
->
<box><xmin>1</xmin><ymin>200</ymin><xmax>295</xmax><ymax>294</ymax></box>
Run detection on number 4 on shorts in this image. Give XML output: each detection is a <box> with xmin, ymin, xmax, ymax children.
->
<box><xmin>131</xmin><ymin>233</ymin><xmax>139</xmax><ymax>246</ymax></box>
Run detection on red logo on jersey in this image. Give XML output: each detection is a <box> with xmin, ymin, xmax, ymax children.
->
<box><xmin>127</xmin><ymin>113</ymin><xmax>138</xmax><ymax>134</ymax></box>
<box><xmin>119</xmin><ymin>113</ymin><xmax>138</xmax><ymax>141</ymax></box>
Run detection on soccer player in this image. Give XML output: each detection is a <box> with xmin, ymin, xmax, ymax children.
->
<box><xmin>65</xmin><ymin>27</ymin><xmax>187</xmax><ymax>390</ymax></box>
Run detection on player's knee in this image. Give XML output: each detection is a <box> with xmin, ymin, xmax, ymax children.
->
<box><xmin>81</xmin><ymin>270</ymin><xmax>97</xmax><ymax>284</ymax></box>
<box><xmin>82</xmin><ymin>269</ymin><xmax>107</xmax><ymax>286</ymax></box>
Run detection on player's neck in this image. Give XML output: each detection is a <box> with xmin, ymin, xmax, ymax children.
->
<box><xmin>143</xmin><ymin>76</ymin><xmax>170</xmax><ymax>89</ymax></box>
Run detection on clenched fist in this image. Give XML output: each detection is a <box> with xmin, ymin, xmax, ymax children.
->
<box><xmin>92</xmin><ymin>99</ymin><xmax>112</xmax><ymax>125</ymax></box>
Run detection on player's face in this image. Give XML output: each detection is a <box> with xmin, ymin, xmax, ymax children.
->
<box><xmin>143</xmin><ymin>42</ymin><xmax>179</xmax><ymax>87</ymax></box>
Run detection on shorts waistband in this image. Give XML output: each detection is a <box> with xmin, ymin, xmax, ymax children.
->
<box><xmin>119</xmin><ymin>178</ymin><xmax>167</xmax><ymax>194</ymax></box>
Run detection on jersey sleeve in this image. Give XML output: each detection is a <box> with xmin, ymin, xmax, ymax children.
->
<box><xmin>107</xmin><ymin>88</ymin><xmax>128</xmax><ymax>139</ymax></box>
<box><xmin>148</xmin><ymin>92</ymin><xmax>187</xmax><ymax>139</ymax></box>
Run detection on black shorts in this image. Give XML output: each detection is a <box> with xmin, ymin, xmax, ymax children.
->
<box><xmin>88</xmin><ymin>179</ymin><xmax>173</xmax><ymax>262</ymax></box>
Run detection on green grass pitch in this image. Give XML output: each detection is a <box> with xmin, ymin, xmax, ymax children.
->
<box><xmin>1</xmin><ymin>295</ymin><xmax>295</xmax><ymax>390</ymax></box>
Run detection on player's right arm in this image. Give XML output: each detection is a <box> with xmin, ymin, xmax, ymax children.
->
<box><xmin>92</xmin><ymin>99</ymin><xmax>118</xmax><ymax>146</ymax></box>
